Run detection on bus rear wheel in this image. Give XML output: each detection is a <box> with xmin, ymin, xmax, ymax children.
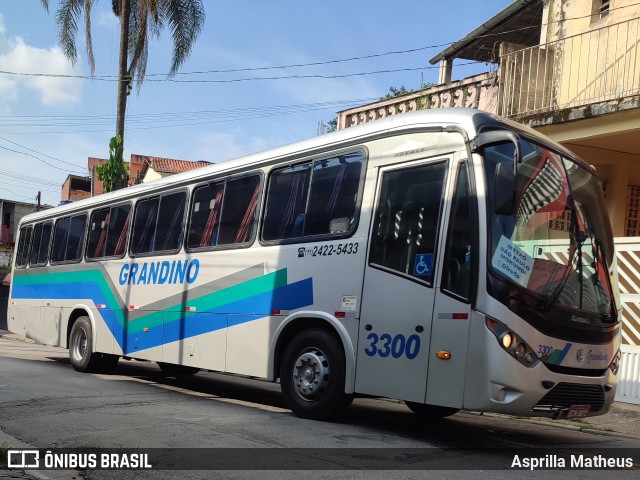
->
<box><xmin>405</xmin><ymin>401</ymin><xmax>459</xmax><ymax>419</ymax></box>
<box><xmin>280</xmin><ymin>329</ymin><xmax>352</xmax><ymax>420</ymax></box>
<box><xmin>69</xmin><ymin>316</ymin><xmax>101</xmax><ymax>373</ymax></box>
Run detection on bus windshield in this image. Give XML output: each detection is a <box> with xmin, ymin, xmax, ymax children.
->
<box><xmin>484</xmin><ymin>139</ymin><xmax>616</xmax><ymax>318</ymax></box>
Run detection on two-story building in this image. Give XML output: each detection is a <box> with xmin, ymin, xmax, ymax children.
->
<box><xmin>337</xmin><ymin>0</ymin><xmax>640</xmax><ymax>404</ymax></box>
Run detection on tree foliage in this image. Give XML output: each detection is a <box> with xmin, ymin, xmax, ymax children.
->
<box><xmin>381</xmin><ymin>82</ymin><xmax>435</xmax><ymax>100</ymax></box>
<box><xmin>40</xmin><ymin>0</ymin><xmax>206</xmax><ymax>192</ymax></box>
<box><xmin>40</xmin><ymin>0</ymin><xmax>205</xmax><ymax>88</ymax></box>
<box><xmin>96</xmin><ymin>136</ymin><xmax>130</xmax><ymax>193</ymax></box>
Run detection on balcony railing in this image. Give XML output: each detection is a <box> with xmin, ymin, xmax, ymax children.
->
<box><xmin>337</xmin><ymin>73</ymin><xmax>498</xmax><ymax>129</ymax></box>
<box><xmin>499</xmin><ymin>17</ymin><xmax>640</xmax><ymax>117</ymax></box>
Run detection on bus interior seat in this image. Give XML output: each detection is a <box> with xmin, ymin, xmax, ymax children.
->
<box><xmin>290</xmin><ymin>213</ymin><xmax>306</xmax><ymax>238</ymax></box>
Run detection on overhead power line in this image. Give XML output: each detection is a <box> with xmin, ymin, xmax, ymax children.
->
<box><xmin>0</xmin><ymin>169</ymin><xmax>62</xmax><ymax>189</ymax></box>
<box><xmin>0</xmin><ymin>136</ymin><xmax>85</xmax><ymax>169</ymax></box>
<box><xmin>0</xmin><ymin>143</ymin><xmax>86</xmax><ymax>175</ymax></box>
<box><xmin>0</xmin><ymin>63</ymin><xmax>482</xmax><ymax>82</ymax></box>
<box><xmin>0</xmin><ymin>1</ymin><xmax>639</xmax><ymax>81</ymax></box>
<box><xmin>0</xmin><ymin>185</ymin><xmax>37</xmax><ymax>201</ymax></box>
<box><xmin>0</xmin><ymin>99</ymin><xmax>378</xmax><ymax>124</ymax></box>
<box><xmin>0</xmin><ymin>98</ymin><xmax>380</xmax><ymax>134</ymax></box>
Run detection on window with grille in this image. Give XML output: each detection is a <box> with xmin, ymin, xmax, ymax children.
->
<box><xmin>625</xmin><ymin>185</ymin><xmax>640</xmax><ymax>236</ymax></box>
<box><xmin>600</xmin><ymin>0</ymin><xmax>610</xmax><ymax>18</ymax></box>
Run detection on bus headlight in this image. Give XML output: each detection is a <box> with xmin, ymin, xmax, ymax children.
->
<box><xmin>501</xmin><ymin>333</ymin><xmax>514</xmax><ymax>349</ymax></box>
<box><xmin>485</xmin><ymin>317</ymin><xmax>539</xmax><ymax>368</ymax></box>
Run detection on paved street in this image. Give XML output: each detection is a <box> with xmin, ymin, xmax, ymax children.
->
<box><xmin>0</xmin><ymin>336</ymin><xmax>639</xmax><ymax>480</ymax></box>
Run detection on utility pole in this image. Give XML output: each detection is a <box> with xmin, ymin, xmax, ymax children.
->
<box><xmin>36</xmin><ymin>191</ymin><xmax>41</xmax><ymax>212</ymax></box>
<box><xmin>115</xmin><ymin>0</ymin><xmax>131</xmax><ymax>139</ymax></box>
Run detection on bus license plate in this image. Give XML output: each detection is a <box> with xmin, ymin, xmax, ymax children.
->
<box><xmin>567</xmin><ymin>405</ymin><xmax>590</xmax><ymax>419</ymax></box>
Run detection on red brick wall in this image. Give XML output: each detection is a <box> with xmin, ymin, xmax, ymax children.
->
<box><xmin>88</xmin><ymin>157</ymin><xmax>107</xmax><ymax>196</ymax></box>
<box><xmin>61</xmin><ymin>178</ymin><xmax>71</xmax><ymax>201</ymax></box>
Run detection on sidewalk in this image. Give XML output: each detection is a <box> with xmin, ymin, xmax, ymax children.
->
<box><xmin>1</xmin><ymin>329</ymin><xmax>638</xmax><ymax>438</ymax></box>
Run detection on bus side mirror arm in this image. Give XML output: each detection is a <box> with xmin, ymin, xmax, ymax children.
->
<box><xmin>470</xmin><ymin>130</ymin><xmax>521</xmax><ymax>215</ymax></box>
<box><xmin>494</xmin><ymin>163</ymin><xmax>516</xmax><ymax>215</ymax></box>
<box><xmin>470</xmin><ymin>130</ymin><xmax>522</xmax><ymax>174</ymax></box>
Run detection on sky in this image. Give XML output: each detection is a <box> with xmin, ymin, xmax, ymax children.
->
<box><xmin>0</xmin><ymin>0</ymin><xmax>514</xmax><ymax>207</ymax></box>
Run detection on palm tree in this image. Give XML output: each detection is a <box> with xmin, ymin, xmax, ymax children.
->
<box><xmin>40</xmin><ymin>0</ymin><xmax>205</xmax><ymax>139</ymax></box>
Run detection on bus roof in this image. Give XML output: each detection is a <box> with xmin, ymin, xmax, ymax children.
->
<box><xmin>16</xmin><ymin>108</ymin><xmax>586</xmax><ymax>225</ymax></box>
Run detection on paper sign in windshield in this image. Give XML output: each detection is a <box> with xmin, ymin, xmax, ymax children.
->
<box><xmin>492</xmin><ymin>236</ymin><xmax>533</xmax><ymax>287</ymax></box>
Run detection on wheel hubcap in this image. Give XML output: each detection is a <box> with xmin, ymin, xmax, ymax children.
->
<box><xmin>72</xmin><ymin>327</ymin><xmax>88</xmax><ymax>362</ymax></box>
<box><xmin>292</xmin><ymin>348</ymin><xmax>329</xmax><ymax>401</ymax></box>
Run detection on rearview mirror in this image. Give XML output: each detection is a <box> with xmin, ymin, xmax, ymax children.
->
<box><xmin>470</xmin><ymin>129</ymin><xmax>522</xmax><ymax>173</ymax></box>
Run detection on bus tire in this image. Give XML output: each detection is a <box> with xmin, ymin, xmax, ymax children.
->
<box><xmin>405</xmin><ymin>401</ymin><xmax>459</xmax><ymax>418</ymax></box>
<box><xmin>68</xmin><ymin>316</ymin><xmax>101</xmax><ymax>373</ymax></box>
<box><xmin>158</xmin><ymin>362</ymin><xmax>200</xmax><ymax>376</ymax></box>
<box><xmin>280</xmin><ymin>328</ymin><xmax>352</xmax><ymax>420</ymax></box>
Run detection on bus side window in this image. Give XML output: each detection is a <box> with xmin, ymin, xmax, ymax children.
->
<box><xmin>216</xmin><ymin>175</ymin><xmax>261</xmax><ymax>245</ymax></box>
<box><xmin>187</xmin><ymin>175</ymin><xmax>261</xmax><ymax>249</ymax></box>
<box><xmin>262</xmin><ymin>163</ymin><xmax>311</xmax><ymax>241</ymax></box>
<box><xmin>15</xmin><ymin>226</ymin><xmax>33</xmax><ymax>267</ymax></box>
<box><xmin>262</xmin><ymin>152</ymin><xmax>364</xmax><ymax>242</ymax></box>
<box><xmin>369</xmin><ymin>161</ymin><xmax>447</xmax><ymax>284</ymax></box>
<box><xmin>87</xmin><ymin>204</ymin><xmax>130</xmax><ymax>259</ymax></box>
<box><xmin>305</xmin><ymin>156</ymin><xmax>362</xmax><ymax>236</ymax></box>
<box><xmin>105</xmin><ymin>204</ymin><xmax>131</xmax><ymax>257</ymax></box>
<box><xmin>132</xmin><ymin>197</ymin><xmax>160</xmax><ymax>254</ymax></box>
<box><xmin>188</xmin><ymin>182</ymin><xmax>225</xmax><ymax>248</ymax></box>
<box><xmin>51</xmin><ymin>216</ymin><xmax>71</xmax><ymax>263</ymax></box>
<box><xmin>67</xmin><ymin>215</ymin><xmax>87</xmax><ymax>261</ymax></box>
<box><xmin>87</xmin><ymin>208</ymin><xmax>110</xmax><ymax>259</ymax></box>
<box><xmin>52</xmin><ymin>214</ymin><xmax>87</xmax><ymax>263</ymax></box>
<box><xmin>156</xmin><ymin>192</ymin><xmax>187</xmax><ymax>251</ymax></box>
<box><xmin>131</xmin><ymin>191</ymin><xmax>186</xmax><ymax>255</ymax></box>
<box><xmin>29</xmin><ymin>221</ymin><xmax>52</xmax><ymax>267</ymax></box>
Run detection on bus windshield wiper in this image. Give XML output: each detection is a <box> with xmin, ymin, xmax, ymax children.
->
<box><xmin>541</xmin><ymin>230</ymin><xmax>588</xmax><ymax>310</ymax></box>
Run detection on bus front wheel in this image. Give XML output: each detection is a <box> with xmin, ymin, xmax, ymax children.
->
<box><xmin>405</xmin><ymin>401</ymin><xmax>459</xmax><ymax>418</ymax></box>
<box><xmin>280</xmin><ymin>329</ymin><xmax>352</xmax><ymax>420</ymax></box>
<box><xmin>69</xmin><ymin>316</ymin><xmax>101</xmax><ymax>372</ymax></box>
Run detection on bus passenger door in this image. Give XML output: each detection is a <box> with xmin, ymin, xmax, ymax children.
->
<box><xmin>426</xmin><ymin>162</ymin><xmax>474</xmax><ymax>408</ymax></box>
<box><xmin>356</xmin><ymin>158</ymin><xmax>449</xmax><ymax>402</ymax></box>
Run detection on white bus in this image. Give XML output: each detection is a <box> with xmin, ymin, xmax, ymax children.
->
<box><xmin>8</xmin><ymin>109</ymin><xmax>621</xmax><ymax>420</ymax></box>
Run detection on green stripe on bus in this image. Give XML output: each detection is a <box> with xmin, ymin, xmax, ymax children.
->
<box><xmin>13</xmin><ymin>267</ymin><xmax>288</xmax><ymax>334</ymax></box>
<box><xmin>126</xmin><ymin>268</ymin><xmax>288</xmax><ymax>333</ymax></box>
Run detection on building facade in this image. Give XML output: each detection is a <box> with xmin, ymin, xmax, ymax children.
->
<box><xmin>88</xmin><ymin>155</ymin><xmax>146</xmax><ymax>197</ymax></box>
<box><xmin>61</xmin><ymin>175</ymin><xmax>91</xmax><ymax>202</ymax></box>
<box><xmin>135</xmin><ymin>157</ymin><xmax>211</xmax><ymax>184</ymax></box>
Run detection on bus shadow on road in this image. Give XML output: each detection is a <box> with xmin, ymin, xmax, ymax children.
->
<box><xmin>46</xmin><ymin>355</ymin><xmax>612</xmax><ymax>448</ymax></box>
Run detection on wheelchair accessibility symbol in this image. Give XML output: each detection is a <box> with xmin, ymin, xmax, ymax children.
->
<box><xmin>413</xmin><ymin>254</ymin><xmax>433</xmax><ymax>277</ymax></box>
